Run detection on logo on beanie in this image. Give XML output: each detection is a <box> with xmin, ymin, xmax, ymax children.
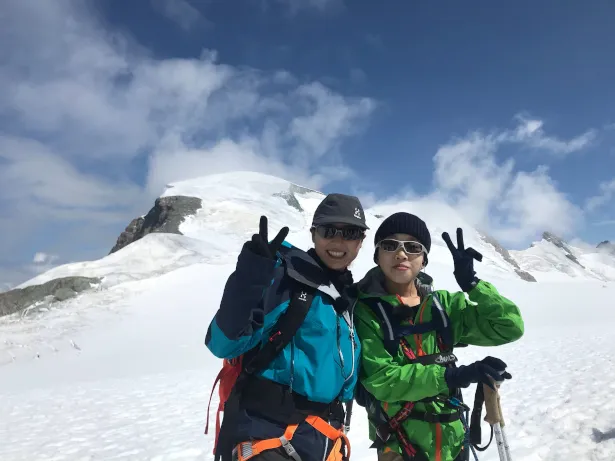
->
<box><xmin>354</xmin><ymin>207</ymin><xmax>362</xmax><ymax>220</ymax></box>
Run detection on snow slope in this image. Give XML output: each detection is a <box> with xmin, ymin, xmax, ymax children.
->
<box><xmin>2</xmin><ymin>171</ymin><xmax>615</xmax><ymax>461</ymax></box>
<box><xmin>512</xmin><ymin>235</ymin><xmax>615</xmax><ymax>283</ymax></box>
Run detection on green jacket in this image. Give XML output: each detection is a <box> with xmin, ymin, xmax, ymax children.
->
<box><xmin>354</xmin><ymin>267</ymin><xmax>524</xmax><ymax>461</ymax></box>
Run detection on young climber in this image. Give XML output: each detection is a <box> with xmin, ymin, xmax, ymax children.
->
<box><xmin>353</xmin><ymin>212</ymin><xmax>524</xmax><ymax>461</ymax></box>
<box><xmin>205</xmin><ymin>193</ymin><xmax>368</xmax><ymax>461</ymax></box>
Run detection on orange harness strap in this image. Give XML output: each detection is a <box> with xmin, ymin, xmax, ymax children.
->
<box><xmin>305</xmin><ymin>416</ymin><xmax>351</xmax><ymax>461</ymax></box>
<box><xmin>235</xmin><ymin>416</ymin><xmax>349</xmax><ymax>461</ymax></box>
<box><xmin>236</xmin><ymin>424</ymin><xmax>300</xmax><ymax>461</ymax></box>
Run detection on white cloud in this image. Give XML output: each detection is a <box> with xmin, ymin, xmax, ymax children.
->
<box><xmin>0</xmin><ymin>1</ymin><xmax>373</xmax><ymax>177</ymax></box>
<box><xmin>433</xmin><ymin>134</ymin><xmax>512</xmax><ymax>228</ymax></box>
<box><xmin>430</xmin><ymin>118</ymin><xmax>586</xmax><ymax>245</ymax></box>
<box><xmin>33</xmin><ymin>253</ymin><xmax>53</xmax><ymax>264</ymax></box>
<box><xmin>0</xmin><ymin>136</ymin><xmax>142</xmax><ymax>212</ymax></box>
<box><xmin>495</xmin><ymin>167</ymin><xmax>581</xmax><ymax>243</ymax></box>
<box><xmin>585</xmin><ymin>178</ymin><xmax>615</xmax><ymax>212</ymax></box>
<box><xmin>151</xmin><ymin>0</ymin><xmax>209</xmax><ymax>31</ymax></box>
<box><xmin>505</xmin><ymin>114</ymin><xmax>596</xmax><ymax>157</ymax></box>
<box><xmin>26</xmin><ymin>252</ymin><xmax>61</xmax><ymax>278</ymax></box>
<box><xmin>0</xmin><ymin>0</ymin><xmax>374</xmax><ymax>288</ymax></box>
<box><xmin>289</xmin><ymin>82</ymin><xmax>375</xmax><ymax>159</ymax></box>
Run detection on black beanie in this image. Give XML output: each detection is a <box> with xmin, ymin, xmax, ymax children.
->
<box><xmin>373</xmin><ymin>212</ymin><xmax>431</xmax><ymax>264</ymax></box>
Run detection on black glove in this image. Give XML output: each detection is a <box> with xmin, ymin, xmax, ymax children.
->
<box><xmin>442</xmin><ymin>228</ymin><xmax>483</xmax><ymax>292</ymax></box>
<box><xmin>244</xmin><ymin>216</ymin><xmax>289</xmax><ymax>260</ymax></box>
<box><xmin>444</xmin><ymin>356</ymin><xmax>512</xmax><ymax>390</ymax></box>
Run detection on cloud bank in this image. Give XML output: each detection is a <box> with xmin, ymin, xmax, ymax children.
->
<box><xmin>586</xmin><ymin>179</ymin><xmax>615</xmax><ymax>213</ymax></box>
<box><xmin>0</xmin><ymin>0</ymin><xmax>374</xmax><ymax>286</ymax></box>
<box><xmin>429</xmin><ymin>115</ymin><xmax>592</xmax><ymax>246</ymax></box>
<box><xmin>0</xmin><ymin>0</ymin><xmax>608</xmax><ymax>288</ymax></box>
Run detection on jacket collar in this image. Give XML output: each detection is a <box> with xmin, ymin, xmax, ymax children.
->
<box><xmin>355</xmin><ymin>266</ymin><xmax>434</xmax><ymax>300</ymax></box>
<box><xmin>278</xmin><ymin>243</ymin><xmax>329</xmax><ymax>289</ymax></box>
<box><xmin>278</xmin><ymin>243</ymin><xmax>354</xmax><ymax>304</ymax></box>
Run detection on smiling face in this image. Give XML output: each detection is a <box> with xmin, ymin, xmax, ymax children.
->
<box><xmin>377</xmin><ymin>233</ymin><xmax>425</xmax><ymax>284</ymax></box>
<box><xmin>312</xmin><ymin>224</ymin><xmax>364</xmax><ymax>271</ymax></box>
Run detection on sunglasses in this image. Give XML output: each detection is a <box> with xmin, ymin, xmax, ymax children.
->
<box><xmin>313</xmin><ymin>225</ymin><xmax>365</xmax><ymax>241</ymax></box>
<box><xmin>377</xmin><ymin>239</ymin><xmax>426</xmax><ymax>255</ymax></box>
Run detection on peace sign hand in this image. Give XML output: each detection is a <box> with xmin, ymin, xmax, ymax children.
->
<box><xmin>245</xmin><ymin>216</ymin><xmax>290</xmax><ymax>260</ymax></box>
<box><xmin>441</xmin><ymin>228</ymin><xmax>483</xmax><ymax>292</ymax></box>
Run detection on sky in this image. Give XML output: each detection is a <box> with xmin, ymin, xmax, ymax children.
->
<box><xmin>1</xmin><ymin>0</ymin><xmax>614</xmax><ymax>289</ymax></box>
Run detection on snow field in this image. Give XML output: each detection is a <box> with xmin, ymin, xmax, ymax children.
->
<box><xmin>2</xmin><ymin>171</ymin><xmax>615</xmax><ymax>460</ymax></box>
<box><xmin>2</xmin><ymin>256</ymin><xmax>615</xmax><ymax>460</ymax></box>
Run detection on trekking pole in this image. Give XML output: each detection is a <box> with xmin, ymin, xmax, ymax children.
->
<box><xmin>344</xmin><ymin>400</ymin><xmax>353</xmax><ymax>434</ymax></box>
<box><xmin>483</xmin><ymin>380</ymin><xmax>512</xmax><ymax>461</ymax></box>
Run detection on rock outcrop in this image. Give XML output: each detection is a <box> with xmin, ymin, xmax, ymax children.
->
<box><xmin>543</xmin><ymin>232</ymin><xmax>584</xmax><ymax>267</ymax></box>
<box><xmin>0</xmin><ymin>276</ymin><xmax>101</xmax><ymax>317</ymax></box>
<box><xmin>273</xmin><ymin>184</ymin><xmax>324</xmax><ymax>213</ymax></box>
<box><xmin>273</xmin><ymin>190</ymin><xmax>304</xmax><ymax>213</ymax></box>
<box><xmin>478</xmin><ymin>232</ymin><xmax>537</xmax><ymax>282</ymax></box>
<box><xmin>597</xmin><ymin>240</ymin><xmax>615</xmax><ymax>254</ymax></box>
<box><xmin>110</xmin><ymin>196</ymin><xmax>202</xmax><ymax>253</ymax></box>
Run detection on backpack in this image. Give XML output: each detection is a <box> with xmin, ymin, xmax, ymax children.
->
<box><xmin>205</xmin><ymin>356</ymin><xmax>243</xmax><ymax>454</ymax></box>
<box><xmin>204</xmin><ymin>285</ymin><xmax>316</xmax><ymax>457</ymax></box>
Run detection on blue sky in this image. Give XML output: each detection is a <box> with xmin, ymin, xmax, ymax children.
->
<box><xmin>1</xmin><ymin>0</ymin><xmax>614</xmax><ymax>288</ymax></box>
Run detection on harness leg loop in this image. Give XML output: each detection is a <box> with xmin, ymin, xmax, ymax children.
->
<box><xmin>280</xmin><ymin>436</ymin><xmax>302</xmax><ymax>461</ymax></box>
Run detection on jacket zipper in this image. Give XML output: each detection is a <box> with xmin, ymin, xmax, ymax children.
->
<box><xmin>289</xmin><ymin>338</ymin><xmax>295</xmax><ymax>393</ymax></box>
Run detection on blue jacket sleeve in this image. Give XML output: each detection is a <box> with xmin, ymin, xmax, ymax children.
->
<box><xmin>205</xmin><ymin>245</ymin><xmax>279</xmax><ymax>359</ymax></box>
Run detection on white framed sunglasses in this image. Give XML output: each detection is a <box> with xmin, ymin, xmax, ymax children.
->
<box><xmin>377</xmin><ymin>238</ymin><xmax>426</xmax><ymax>255</ymax></box>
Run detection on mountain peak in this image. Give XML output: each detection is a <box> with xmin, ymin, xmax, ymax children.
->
<box><xmin>597</xmin><ymin>240</ymin><xmax>615</xmax><ymax>254</ymax></box>
<box><xmin>542</xmin><ymin>231</ymin><xmax>564</xmax><ymax>244</ymax></box>
<box><xmin>541</xmin><ymin>231</ymin><xmax>584</xmax><ymax>268</ymax></box>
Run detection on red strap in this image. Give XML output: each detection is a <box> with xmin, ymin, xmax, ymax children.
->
<box><xmin>400</xmin><ymin>338</ymin><xmax>416</xmax><ymax>361</ymax></box>
<box><xmin>205</xmin><ymin>367</ymin><xmax>225</xmax><ymax>434</ymax></box>
<box><xmin>435</xmin><ymin>423</ymin><xmax>442</xmax><ymax>461</ymax></box>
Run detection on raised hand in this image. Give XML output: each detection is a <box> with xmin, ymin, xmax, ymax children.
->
<box><xmin>245</xmin><ymin>216</ymin><xmax>289</xmax><ymax>260</ymax></box>
<box><xmin>442</xmin><ymin>228</ymin><xmax>483</xmax><ymax>292</ymax></box>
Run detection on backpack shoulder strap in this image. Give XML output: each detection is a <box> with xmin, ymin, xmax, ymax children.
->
<box><xmin>366</xmin><ymin>299</ymin><xmax>399</xmax><ymax>356</ymax></box>
<box><xmin>243</xmin><ymin>284</ymin><xmax>316</xmax><ymax>375</ymax></box>
<box><xmin>430</xmin><ymin>291</ymin><xmax>454</xmax><ymax>351</ymax></box>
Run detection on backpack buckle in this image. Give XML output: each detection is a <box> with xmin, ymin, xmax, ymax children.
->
<box><xmin>280</xmin><ymin>436</ymin><xmax>302</xmax><ymax>461</ymax></box>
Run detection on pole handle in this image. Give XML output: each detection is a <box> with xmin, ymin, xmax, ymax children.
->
<box><xmin>483</xmin><ymin>381</ymin><xmax>505</xmax><ymax>427</ymax></box>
